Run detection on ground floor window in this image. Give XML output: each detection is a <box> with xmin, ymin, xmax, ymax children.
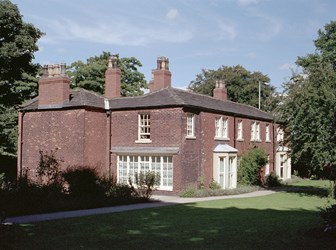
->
<box><xmin>118</xmin><ymin>155</ymin><xmax>173</xmax><ymax>191</ymax></box>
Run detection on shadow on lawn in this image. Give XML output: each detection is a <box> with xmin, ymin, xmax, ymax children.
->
<box><xmin>1</xmin><ymin>205</ymin><xmax>335</xmax><ymax>250</ymax></box>
<box><xmin>270</xmin><ymin>184</ymin><xmax>330</xmax><ymax>198</ymax></box>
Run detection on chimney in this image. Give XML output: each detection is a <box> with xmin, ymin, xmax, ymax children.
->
<box><xmin>38</xmin><ymin>63</ymin><xmax>70</xmax><ymax>107</ymax></box>
<box><xmin>151</xmin><ymin>56</ymin><xmax>171</xmax><ymax>92</ymax></box>
<box><xmin>105</xmin><ymin>55</ymin><xmax>121</xmax><ymax>99</ymax></box>
<box><xmin>213</xmin><ymin>80</ymin><xmax>227</xmax><ymax>101</ymax></box>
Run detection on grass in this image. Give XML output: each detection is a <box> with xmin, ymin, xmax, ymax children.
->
<box><xmin>1</xmin><ymin>179</ymin><xmax>335</xmax><ymax>249</ymax></box>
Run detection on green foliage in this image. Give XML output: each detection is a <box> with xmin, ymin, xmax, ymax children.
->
<box><xmin>278</xmin><ymin>61</ymin><xmax>336</xmax><ymax>178</ymax></box>
<box><xmin>209</xmin><ymin>179</ymin><xmax>222</xmax><ymax>190</ymax></box>
<box><xmin>62</xmin><ymin>165</ymin><xmax>103</xmax><ymax>197</ymax></box>
<box><xmin>320</xmin><ymin>201</ymin><xmax>336</xmax><ymax>231</ymax></box>
<box><xmin>280</xmin><ymin>21</ymin><xmax>336</xmax><ymax>180</ymax></box>
<box><xmin>0</xmin><ymin>0</ymin><xmax>42</xmax><ymax>157</ymax></box>
<box><xmin>265</xmin><ymin>172</ymin><xmax>282</xmax><ymax>187</ymax></box>
<box><xmin>132</xmin><ymin>171</ymin><xmax>160</xmax><ymax>199</ymax></box>
<box><xmin>238</xmin><ymin>148</ymin><xmax>267</xmax><ymax>186</ymax></box>
<box><xmin>188</xmin><ymin>65</ymin><xmax>279</xmax><ymax>112</ymax></box>
<box><xmin>67</xmin><ymin>52</ymin><xmax>148</xmax><ymax>96</ymax></box>
<box><xmin>179</xmin><ymin>185</ymin><xmax>261</xmax><ymax>197</ymax></box>
<box><xmin>36</xmin><ymin>149</ymin><xmax>63</xmax><ymax>186</ymax></box>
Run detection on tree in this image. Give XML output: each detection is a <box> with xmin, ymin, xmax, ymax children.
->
<box><xmin>67</xmin><ymin>52</ymin><xmax>148</xmax><ymax>96</ymax></box>
<box><xmin>278</xmin><ymin>21</ymin><xmax>336</xmax><ymax>184</ymax></box>
<box><xmin>0</xmin><ymin>0</ymin><xmax>43</xmax><ymax>160</ymax></box>
<box><xmin>188</xmin><ymin>65</ymin><xmax>278</xmax><ymax>111</ymax></box>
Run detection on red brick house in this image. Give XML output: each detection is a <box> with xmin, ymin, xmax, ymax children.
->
<box><xmin>17</xmin><ymin>56</ymin><xmax>291</xmax><ymax>192</ymax></box>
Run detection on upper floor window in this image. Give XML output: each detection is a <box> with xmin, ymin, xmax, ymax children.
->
<box><xmin>277</xmin><ymin>128</ymin><xmax>284</xmax><ymax>142</ymax></box>
<box><xmin>265</xmin><ymin>124</ymin><xmax>270</xmax><ymax>142</ymax></box>
<box><xmin>186</xmin><ymin>113</ymin><xmax>195</xmax><ymax>138</ymax></box>
<box><xmin>251</xmin><ymin>121</ymin><xmax>260</xmax><ymax>141</ymax></box>
<box><xmin>215</xmin><ymin>116</ymin><xmax>229</xmax><ymax>139</ymax></box>
<box><xmin>138</xmin><ymin>114</ymin><xmax>151</xmax><ymax>141</ymax></box>
<box><xmin>237</xmin><ymin>120</ymin><xmax>243</xmax><ymax>140</ymax></box>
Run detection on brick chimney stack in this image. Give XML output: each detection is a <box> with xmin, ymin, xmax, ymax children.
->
<box><xmin>213</xmin><ymin>80</ymin><xmax>227</xmax><ymax>101</ymax></box>
<box><xmin>38</xmin><ymin>63</ymin><xmax>70</xmax><ymax>107</ymax></box>
<box><xmin>150</xmin><ymin>56</ymin><xmax>171</xmax><ymax>92</ymax></box>
<box><xmin>105</xmin><ymin>55</ymin><xmax>121</xmax><ymax>99</ymax></box>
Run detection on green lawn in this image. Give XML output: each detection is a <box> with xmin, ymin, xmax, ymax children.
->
<box><xmin>1</xmin><ymin>180</ymin><xmax>335</xmax><ymax>249</ymax></box>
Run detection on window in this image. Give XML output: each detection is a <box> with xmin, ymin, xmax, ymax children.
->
<box><xmin>265</xmin><ymin>124</ymin><xmax>270</xmax><ymax>142</ymax></box>
<box><xmin>138</xmin><ymin>114</ymin><xmax>151</xmax><ymax>141</ymax></box>
<box><xmin>251</xmin><ymin>121</ymin><xmax>260</xmax><ymax>141</ymax></box>
<box><xmin>187</xmin><ymin>113</ymin><xmax>195</xmax><ymax>137</ymax></box>
<box><xmin>237</xmin><ymin>120</ymin><xmax>243</xmax><ymax>140</ymax></box>
<box><xmin>277</xmin><ymin>128</ymin><xmax>284</xmax><ymax>142</ymax></box>
<box><xmin>215</xmin><ymin>116</ymin><xmax>229</xmax><ymax>139</ymax></box>
<box><xmin>117</xmin><ymin>155</ymin><xmax>173</xmax><ymax>190</ymax></box>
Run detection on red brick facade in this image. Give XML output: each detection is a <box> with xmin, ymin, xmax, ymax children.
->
<box><xmin>18</xmin><ymin>57</ymin><xmax>288</xmax><ymax>193</ymax></box>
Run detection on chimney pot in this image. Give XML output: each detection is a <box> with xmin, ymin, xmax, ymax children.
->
<box><xmin>105</xmin><ymin>55</ymin><xmax>121</xmax><ymax>99</ymax></box>
<box><xmin>151</xmin><ymin>57</ymin><xmax>171</xmax><ymax>92</ymax></box>
<box><xmin>38</xmin><ymin>63</ymin><xmax>70</xmax><ymax>106</ymax></box>
<box><xmin>213</xmin><ymin>79</ymin><xmax>227</xmax><ymax>101</ymax></box>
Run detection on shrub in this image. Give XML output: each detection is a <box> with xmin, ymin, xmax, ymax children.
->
<box><xmin>179</xmin><ymin>185</ymin><xmax>261</xmax><ymax>198</ymax></box>
<box><xmin>238</xmin><ymin>147</ymin><xmax>267</xmax><ymax>186</ymax></box>
<box><xmin>132</xmin><ymin>171</ymin><xmax>160</xmax><ymax>200</ymax></box>
<box><xmin>320</xmin><ymin>201</ymin><xmax>336</xmax><ymax>232</ymax></box>
<box><xmin>36</xmin><ymin>149</ymin><xmax>63</xmax><ymax>186</ymax></box>
<box><xmin>209</xmin><ymin>179</ymin><xmax>222</xmax><ymax>190</ymax></box>
<box><xmin>62</xmin><ymin>166</ymin><xmax>103</xmax><ymax>197</ymax></box>
<box><xmin>265</xmin><ymin>172</ymin><xmax>282</xmax><ymax>187</ymax></box>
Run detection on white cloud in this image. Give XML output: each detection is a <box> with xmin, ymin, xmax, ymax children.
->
<box><xmin>246</xmin><ymin>52</ymin><xmax>256</xmax><ymax>59</ymax></box>
<box><xmin>217</xmin><ymin>20</ymin><xmax>238</xmax><ymax>40</ymax></box>
<box><xmin>279</xmin><ymin>63</ymin><xmax>296</xmax><ymax>71</ymax></box>
<box><xmin>237</xmin><ymin>0</ymin><xmax>260</xmax><ymax>7</ymax></box>
<box><xmin>255</xmin><ymin>15</ymin><xmax>282</xmax><ymax>40</ymax></box>
<box><xmin>38</xmin><ymin>17</ymin><xmax>193</xmax><ymax>46</ymax></box>
<box><xmin>166</xmin><ymin>8</ymin><xmax>179</xmax><ymax>20</ymax></box>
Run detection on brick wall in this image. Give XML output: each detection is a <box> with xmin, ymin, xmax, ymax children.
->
<box><xmin>19</xmin><ymin>108</ymin><xmax>107</xmax><ymax>177</ymax></box>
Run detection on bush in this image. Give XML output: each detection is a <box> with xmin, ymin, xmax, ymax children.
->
<box><xmin>36</xmin><ymin>149</ymin><xmax>63</xmax><ymax>186</ymax></box>
<box><xmin>179</xmin><ymin>185</ymin><xmax>261</xmax><ymax>198</ymax></box>
<box><xmin>62</xmin><ymin>166</ymin><xmax>103</xmax><ymax>197</ymax></box>
<box><xmin>132</xmin><ymin>171</ymin><xmax>160</xmax><ymax>200</ymax></box>
<box><xmin>209</xmin><ymin>179</ymin><xmax>222</xmax><ymax>190</ymax></box>
<box><xmin>265</xmin><ymin>172</ymin><xmax>282</xmax><ymax>187</ymax></box>
<box><xmin>238</xmin><ymin>148</ymin><xmax>267</xmax><ymax>186</ymax></box>
<box><xmin>320</xmin><ymin>202</ymin><xmax>336</xmax><ymax>232</ymax></box>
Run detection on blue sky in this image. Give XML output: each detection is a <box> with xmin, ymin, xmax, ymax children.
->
<box><xmin>12</xmin><ymin>0</ymin><xmax>336</xmax><ymax>91</ymax></box>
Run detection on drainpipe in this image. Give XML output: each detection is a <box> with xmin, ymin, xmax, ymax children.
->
<box><xmin>18</xmin><ymin>111</ymin><xmax>25</xmax><ymax>178</ymax></box>
<box><xmin>108</xmin><ymin>110</ymin><xmax>112</xmax><ymax>179</ymax></box>
<box><xmin>105</xmin><ymin>98</ymin><xmax>112</xmax><ymax>179</ymax></box>
<box><xmin>272</xmin><ymin>121</ymin><xmax>276</xmax><ymax>173</ymax></box>
<box><xmin>233</xmin><ymin>115</ymin><xmax>236</xmax><ymax>149</ymax></box>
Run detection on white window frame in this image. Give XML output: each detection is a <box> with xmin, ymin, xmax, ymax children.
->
<box><xmin>237</xmin><ymin>120</ymin><xmax>243</xmax><ymax>140</ymax></box>
<box><xmin>215</xmin><ymin>116</ymin><xmax>229</xmax><ymax>139</ymax></box>
<box><xmin>277</xmin><ymin>128</ymin><xmax>284</xmax><ymax>142</ymax></box>
<box><xmin>137</xmin><ymin>114</ymin><xmax>151</xmax><ymax>143</ymax></box>
<box><xmin>186</xmin><ymin>113</ymin><xmax>195</xmax><ymax>138</ymax></box>
<box><xmin>117</xmin><ymin>155</ymin><xmax>173</xmax><ymax>191</ymax></box>
<box><xmin>251</xmin><ymin>121</ymin><xmax>261</xmax><ymax>142</ymax></box>
<box><xmin>265</xmin><ymin>124</ymin><xmax>270</xmax><ymax>142</ymax></box>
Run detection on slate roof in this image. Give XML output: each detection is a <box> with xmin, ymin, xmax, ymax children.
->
<box><xmin>108</xmin><ymin>87</ymin><xmax>273</xmax><ymax>121</ymax></box>
<box><xmin>20</xmin><ymin>87</ymin><xmax>273</xmax><ymax>121</ymax></box>
<box><xmin>19</xmin><ymin>88</ymin><xmax>105</xmax><ymax>111</ymax></box>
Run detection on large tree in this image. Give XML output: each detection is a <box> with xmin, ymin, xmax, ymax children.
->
<box><xmin>278</xmin><ymin>20</ymin><xmax>336</xmax><ymax>182</ymax></box>
<box><xmin>188</xmin><ymin>65</ymin><xmax>278</xmax><ymax>112</ymax></box>
<box><xmin>0</xmin><ymin>0</ymin><xmax>43</xmax><ymax>160</ymax></box>
<box><xmin>67</xmin><ymin>52</ymin><xmax>148</xmax><ymax>96</ymax></box>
